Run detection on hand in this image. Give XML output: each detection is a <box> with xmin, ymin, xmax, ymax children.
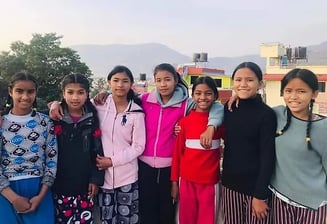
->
<box><xmin>49</xmin><ymin>101</ymin><xmax>63</xmax><ymax>120</ymax></box>
<box><xmin>174</xmin><ymin>124</ymin><xmax>181</xmax><ymax>136</ymax></box>
<box><xmin>200</xmin><ymin>125</ymin><xmax>215</xmax><ymax>148</ymax></box>
<box><xmin>12</xmin><ymin>196</ymin><xmax>31</xmax><ymax>213</ymax></box>
<box><xmin>93</xmin><ymin>91</ymin><xmax>109</xmax><ymax>105</ymax></box>
<box><xmin>171</xmin><ymin>182</ymin><xmax>179</xmax><ymax>204</ymax></box>
<box><xmin>227</xmin><ymin>95</ymin><xmax>240</xmax><ymax>112</ymax></box>
<box><xmin>252</xmin><ymin>197</ymin><xmax>269</xmax><ymax>219</ymax></box>
<box><xmin>96</xmin><ymin>155</ymin><xmax>112</xmax><ymax>170</ymax></box>
<box><xmin>21</xmin><ymin>195</ymin><xmax>43</xmax><ymax>213</ymax></box>
<box><xmin>88</xmin><ymin>183</ymin><xmax>99</xmax><ymax>198</ymax></box>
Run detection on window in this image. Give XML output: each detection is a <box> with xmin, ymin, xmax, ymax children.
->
<box><xmin>318</xmin><ymin>82</ymin><xmax>326</xmax><ymax>92</ymax></box>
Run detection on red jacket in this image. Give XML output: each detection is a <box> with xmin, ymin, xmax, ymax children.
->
<box><xmin>171</xmin><ymin>110</ymin><xmax>225</xmax><ymax>185</ymax></box>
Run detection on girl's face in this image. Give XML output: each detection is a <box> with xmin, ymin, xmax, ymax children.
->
<box><xmin>192</xmin><ymin>83</ymin><xmax>216</xmax><ymax>112</ymax></box>
<box><xmin>283</xmin><ymin>77</ymin><xmax>318</xmax><ymax>119</ymax></box>
<box><xmin>9</xmin><ymin>80</ymin><xmax>36</xmax><ymax>115</ymax></box>
<box><xmin>233</xmin><ymin>68</ymin><xmax>261</xmax><ymax>99</ymax></box>
<box><xmin>62</xmin><ymin>83</ymin><xmax>88</xmax><ymax>113</ymax></box>
<box><xmin>108</xmin><ymin>72</ymin><xmax>132</xmax><ymax>98</ymax></box>
<box><xmin>155</xmin><ymin>70</ymin><xmax>178</xmax><ymax>102</ymax></box>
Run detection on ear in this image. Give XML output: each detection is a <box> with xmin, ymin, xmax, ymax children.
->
<box><xmin>312</xmin><ymin>90</ymin><xmax>319</xmax><ymax>99</ymax></box>
<box><xmin>258</xmin><ymin>80</ymin><xmax>264</xmax><ymax>90</ymax></box>
<box><xmin>8</xmin><ymin>87</ymin><xmax>13</xmax><ymax>97</ymax></box>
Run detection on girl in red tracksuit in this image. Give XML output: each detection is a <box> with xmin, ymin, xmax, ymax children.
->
<box><xmin>171</xmin><ymin>76</ymin><xmax>224</xmax><ymax>224</ymax></box>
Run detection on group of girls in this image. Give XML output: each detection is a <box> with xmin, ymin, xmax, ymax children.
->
<box><xmin>0</xmin><ymin>60</ymin><xmax>326</xmax><ymax>224</ymax></box>
<box><xmin>218</xmin><ymin>63</ymin><xmax>327</xmax><ymax>224</ymax></box>
<box><xmin>169</xmin><ymin>62</ymin><xmax>327</xmax><ymax>224</ymax></box>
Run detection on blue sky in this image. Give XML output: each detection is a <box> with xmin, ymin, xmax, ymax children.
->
<box><xmin>1</xmin><ymin>0</ymin><xmax>327</xmax><ymax>57</ymax></box>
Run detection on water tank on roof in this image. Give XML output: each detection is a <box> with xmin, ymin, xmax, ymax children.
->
<box><xmin>199</xmin><ymin>53</ymin><xmax>208</xmax><ymax>62</ymax></box>
<box><xmin>193</xmin><ymin>53</ymin><xmax>201</xmax><ymax>62</ymax></box>
<box><xmin>139</xmin><ymin>73</ymin><xmax>146</xmax><ymax>81</ymax></box>
<box><xmin>286</xmin><ymin>48</ymin><xmax>292</xmax><ymax>60</ymax></box>
<box><xmin>294</xmin><ymin>47</ymin><xmax>307</xmax><ymax>59</ymax></box>
<box><xmin>281</xmin><ymin>56</ymin><xmax>288</xmax><ymax>66</ymax></box>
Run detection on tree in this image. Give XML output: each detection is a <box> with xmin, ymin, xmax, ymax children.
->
<box><xmin>90</xmin><ymin>77</ymin><xmax>109</xmax><ymax>98</ymax></box>
<box><xmin>0</xmin><ymin>33</ymin><xmax>92</xmax><ymax>110</ymax></box>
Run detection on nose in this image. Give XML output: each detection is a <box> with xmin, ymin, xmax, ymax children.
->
<box><xmin>117</xmin><ymin>81</ymin><xmax>124</xmax><ymax>87</ymax></box>
<box><xmin>290</xmin><ymin>91</ymin><xmax>298</xmax><ymax>99</ymax></box>
<box><xmin>72</xmin><ymin>93</ymin><xmax>79</xmax><ymax>100</ymax></box>
<box><xmin>21</xmin><ymin>92</ymin><xmax>30</xmax><ymax>100</ymax></box>
<box><xmin>159</xmin><ymin>81</ymin><xmax>166</xmax><ymax>87</ymax></box>
<box><xmin>240</xmin><ymin>80</ymin><xmax>247</xmax><ymax>87</ymax></box>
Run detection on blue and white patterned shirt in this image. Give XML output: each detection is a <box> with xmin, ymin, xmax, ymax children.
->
<box><xmin>0</xmin><ymin>112</ymin><xmax>57</xmax><ymax>191</ymax></box>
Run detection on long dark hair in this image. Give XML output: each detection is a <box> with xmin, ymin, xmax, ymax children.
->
<box><xmin>2</xmin><ymin>71</ymin><xmax>38</xmax><ymax>116</ymax></box>
<box><xmin>60</xmin><ymin>73</ymin><xmax>100</xmax><ymax>129</ymax></box>
<box><xmin>276</xmin><ymin>68</ymin><xmax>318</xmax><ymax>150</ymax></box>
<box><xmin>107</xmin><ymin>65</ymin><xmax>141</xmax><ymax>106</ymax></box>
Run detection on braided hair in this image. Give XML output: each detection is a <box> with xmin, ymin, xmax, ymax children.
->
<box><xmin>60</xmin><ymin>73</ymin><xmax>100</xmax><ymax>129</ymax></box>
<box><xmin>276</xmin><ymin>68</ymin><xmax>318</xmax><ymax>150</ymax></box>
<box><xmin>107</xmin><ymin>65</ymin><xmax>142</xmax><ymax>106</ymax></box>
<box><xmin>2</xmin><ymin>71</ymin><xmax>38</xmax><ymax>116</ymax></box>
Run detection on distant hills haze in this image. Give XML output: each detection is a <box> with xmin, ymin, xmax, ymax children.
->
<box><xmin>70</xmin><ymin>41</ymin><xmax>327</xmax><ymax>79</ymax></box>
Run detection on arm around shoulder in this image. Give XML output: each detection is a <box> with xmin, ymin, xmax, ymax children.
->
<box><xmin>208</xmin><ymin>102</ymin><xmax>224</xmax><ymax>128</ymax></box>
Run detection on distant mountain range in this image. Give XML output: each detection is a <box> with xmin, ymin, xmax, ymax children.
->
<box><xmin>70</xmin><ymin>41</ymin><xmax>327</xmax><ymax>79</ymax></box>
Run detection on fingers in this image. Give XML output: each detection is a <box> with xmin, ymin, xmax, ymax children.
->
<box><xmin>200</xmin><ymin>137</ymin><xmax>212</xmax><ymax>148</ymax></box>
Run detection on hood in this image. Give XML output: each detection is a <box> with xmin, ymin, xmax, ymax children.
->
<box><xmin>155</xmin><ymin>83</ymin><xmax>189</xmax><ymax>107</ymax></box>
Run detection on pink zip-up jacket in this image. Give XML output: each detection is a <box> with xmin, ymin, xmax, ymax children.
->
<box><xmin>139</xmin><ymin>87</ymin><xmax>188</xmax><ymax>168</ymax></box>
<box><xmin>95</xmin><ymin>95</ymin><xmax>146</xmax><ymax>189</ymax></box>
<box><xmin>139</xmin><ymin>84</ymin><xmax>224</xmax><ymax>168</ymax></box>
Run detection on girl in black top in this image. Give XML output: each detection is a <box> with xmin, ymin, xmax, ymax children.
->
<box><xmin>52</xmin><ymin>74</ymin><xmax>104</xmax><ymax>224</ymax></box>
<box><xmin>220</xmin><ymin>62</ymin><xmax>277</xmax><ymax>224</ymax></box>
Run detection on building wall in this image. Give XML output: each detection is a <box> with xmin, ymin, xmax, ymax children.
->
<box><xmin>265</xmin><ymin>81</ymin><xmax>283</xmax><ymax>107</ymax></box>
<box><xmin>265</xmin><ymin>79</ymin><xmax>327</xmax><ymax>116</ymax></box>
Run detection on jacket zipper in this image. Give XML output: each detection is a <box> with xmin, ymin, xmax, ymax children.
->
<box><xmin>153</xmin><ymin>108</ymin><xmax>163</xmax><ymax>167</ymax></box>
<box><xmin>111</xmin><ymin>113</ymin><xmax>117</xmax><ymax>189</ymax></box>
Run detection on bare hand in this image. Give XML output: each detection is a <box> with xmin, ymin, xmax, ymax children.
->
<box><xmin>200</xmin><ymin>125</ymin><xmax>215</xmax><ymax>148</ymax></box>
<box><xmin>12</xmin><ymin>196</ymin><xmax>31</xmax><ymax>213</ymax></box>
<box><xmin>93</xmin><ymin>91</ymin><xmax>109</xmax><ymax>105</ymax></box>
<box><xmin>227</xmin><ymin>95</ymin><xmax>240</xmax><ymax>112</ymax></box>
<box><xmin>96</xmin><ymin>155</ymin><xmax>112</xmax><ymax>170</ymax></box>
<box><xmin>174</xmin><ymin>125</ymin><xmax>181</xmax><ymax>136</ymax></box>
<box><xmin>88</xmin><ymin>183</ymin><xmax>99</xmax><ymax>198</ymax></box>
<box><xmin>252</xmin><ymin>197</ymin><xmax>269</xmax><ymax>219</ymax></box>
<box><xmin>21</xmin><ymin>195</ymin><xmax>43</xmax><ymax>213</ymax></box>
<box><xmin>171</xmin><ymin>182</ymin><xmax>179</xmax><ymax>204</ymax></box>
<box><xmin>49</xmin><ymin>101</ymin><xmax>63</xmax><ymax>120</ymax></box>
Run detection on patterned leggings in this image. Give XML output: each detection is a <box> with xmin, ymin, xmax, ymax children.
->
<box><xmin>97</xmin><ymin>182</ymin><xmax>139</xmax><ymax>224</ymax></box>
<box><xmin>54</xmin><ymin>193</ymin><xmax>94</xmax><ymax>224</ymax></box>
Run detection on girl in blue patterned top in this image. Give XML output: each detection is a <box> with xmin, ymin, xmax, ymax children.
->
<box><xmin>0</xmin><ymin>71</ymin><xmax>58</xmax><ymax>224</ymax></box>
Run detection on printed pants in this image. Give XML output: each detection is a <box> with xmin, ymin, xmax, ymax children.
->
<box><xmin>54</xmin><ymin>193</ymin><xmax>94</xmax><ymax>224</ymax></box>
<box><xmin>271</xmin><ymin>193</ymin><xmax>327</xmax><ymax>224</ymax></box>
<box><xmin>220</xmin><ymin>186</ymin><xmax>270</xmax><ymax>224</ymax></box>
<box><xmin>97</xmin><ymin>182</ymin><xmax>139</xmax><ymax>224</ymax></box>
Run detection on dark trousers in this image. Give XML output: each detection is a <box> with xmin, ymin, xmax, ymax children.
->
<box><xmin>138</xmin><ymin>160</ymin><xmax>176</xmax><ymax>224</ymax></box>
